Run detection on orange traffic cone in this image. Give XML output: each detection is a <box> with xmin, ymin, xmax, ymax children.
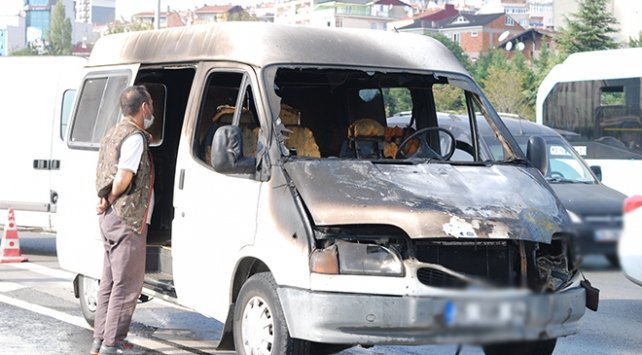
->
<box><xmin>0</xmin><ymin>208</ymin><xmax>28</xmax><ymax>263</ymax></box>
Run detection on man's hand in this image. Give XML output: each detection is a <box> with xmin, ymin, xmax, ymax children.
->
<box><xmin>96</xmin><ymin>197</ymin><xmax>109</xmax><ymax>215</ymax></box>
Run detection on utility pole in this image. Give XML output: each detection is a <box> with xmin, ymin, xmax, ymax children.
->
<box><xmin>154</xmin><ymin>0</ymin><xmax>161</xmax><ymax>30</ymax></box>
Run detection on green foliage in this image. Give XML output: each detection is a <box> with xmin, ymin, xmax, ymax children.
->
<box><xmin>46</xmin><ymin>0</ymin><xmax>72</xmax><ymax>55</ymax></box>
<box><xmin>383</xmin><ymin>88</ymin><xmax>412</xmax><ymax>116</ymax></box>
<box><xmin>434</xmin><ymin>85</ymin><xmax>465</xmax><ymax>113</ymax></box>
<box><xmin>523</xmin><ymin>43</ymin><xmax>564</xmax><ymax>113</ymax></box>
<box><xmin>629</xmin><ymin>31</ymin><xmax>642</xmax><ymax>48</ymax></box>
<box><xmin>472</xmin><ymin>50</ymin><xmax>540</xmax><ymax>119</ymax></box>
<box><xmin>555</xmin><ymin>0</ymin><xmax>619</xmax><ymax>56</ymax></box>
<box><xmin>103</xmin><ymin>19</ymin><xmax>153</xmax><ymax>35</ymax></box>
<box><xmin>228</xmin><ymin>10</ymin><xmax>256</xmax><ymax>22</ymax></box>
<box><xmin>10</xmin><ymin>43</ymin><xmax>41</xmax><ymax>56</ymax></box>
<box><xmin>471</xmin><ymin>49</ymin><xmax>511</xmax><ymax>86</ymax></box>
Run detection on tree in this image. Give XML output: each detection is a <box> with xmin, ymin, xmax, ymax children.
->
<box><xmin>471</xmin><ymin>49</ymin><xmax>512</xmax><ymax>88</ymax></box>
<box><xmin>555</xmin><ymin>0</ymin><xmax>619</xmax><ymax>56</ymax></box>
<box><xmin>522</xmin><ymin>43</ymin><xmax>564</xmax><ymax>116</ymax></box>
<box><xmin>47</xmin><ymin>0</ymin><xmax>72</xmax><ymax>55</ymax></box>
<box><xmin>472</xmin><ymin>50</ymin><xmax>533</xmax><ymax>118</ymax></box>
<box><xmin>103</xmin><ymin>19</ymin><xmax>153</xmax><ymax>35</ymax></box>
<box><xmin>629</xmin><ymin>31</ymin><xmax>642</xmax><ymax>48</ymax></box>
<box><xmin>481</xmin><ymin>65</ymin><xmax>529</xmax><ymax>116</ymax></box>
<box><xmin>10</xmin><ymin>43</ymin><xmax>40</xmax><ymax>56</ymax></box>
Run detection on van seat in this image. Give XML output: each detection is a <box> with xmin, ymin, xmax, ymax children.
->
<box><xmin>200</xmin><ymin>105</ymin><xmax>259</xmax><ymax>163</ymax></box>
<box><xmin>280</xmin><ymin>104</ymin><xmax>320</xmax><ymax>158</ymax></box>
<box><xmin>341</xmin><ymin>118</ymin><xmax>385</xmax><ymax>158</ymax></box>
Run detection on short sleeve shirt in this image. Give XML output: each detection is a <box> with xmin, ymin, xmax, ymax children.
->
<box><xmin>118</xmin><ymin>133</ymin><xmax>154</xmax><ymax>224</ymax></box>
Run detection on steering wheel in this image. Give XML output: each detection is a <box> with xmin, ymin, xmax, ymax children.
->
<box><xmin>395</xmin><ymin>127</ymin><xmax>456</xmax><ymax>160</ymax></box>
<box><xmin>548</xmin><ymin>171</ymin><xmax>566</xmax><ymax>179</ymax></box>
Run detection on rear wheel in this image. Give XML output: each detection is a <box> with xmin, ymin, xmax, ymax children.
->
<box><xmin>78</xmin><ymin>274</ymin><xmax>99</xmax><ymax>327</ymax></box>
<box><xmin>483</xmin><ymin>339</ymin><xmax>557</xmax><ymax>355</ymax></box>
<box><xmin>233</xmin><ymin>272</ymin><xmax>311</xmax><ymax>355</ymax></box>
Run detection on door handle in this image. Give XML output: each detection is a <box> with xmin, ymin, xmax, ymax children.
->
<box><xmin>179</xmin><ymin>168</ymin><xmax>185</xmax><ymax>190</ymax></box>
<box><xmin>33</xmin><ymin>159</ymin><xmax>60</xmax><ymax>170</ymax></box>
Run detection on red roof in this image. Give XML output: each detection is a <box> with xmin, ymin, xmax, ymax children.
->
<box><xmin>195</xmin><ymin>5</ymin><xmax>235</xmax><ymax>13</ymax></box>
<box><xmin>416</xmin><ymin>3</ymin><xmax>458</xmax><ymax>21</ymax></box>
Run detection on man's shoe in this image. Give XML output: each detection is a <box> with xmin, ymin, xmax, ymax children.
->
<box><xmin>90</xmin><ymin>338</ymin><xmax>102</xmax><ymax>355</ymax></box>
<box><xmin>98</xmin><ymin>342</ymin><xmax>145</xmax><ymax>355</ymax></box>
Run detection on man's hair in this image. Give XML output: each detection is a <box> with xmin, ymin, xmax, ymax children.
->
<box><xmin>120</xmin><ymin>85</ymin><xmax>151</xmax><ymax>117</ymax></box>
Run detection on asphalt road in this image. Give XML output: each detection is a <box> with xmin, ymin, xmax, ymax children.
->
<box><xmin>1</xmin><ymin>232</ymin><xmax>642</xmax><ymax>354</ymax></box>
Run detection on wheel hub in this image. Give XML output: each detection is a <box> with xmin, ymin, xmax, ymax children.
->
<box><xmin>241</xmin><ymin>296</ymin><xmax>274</xmax><ymax>355</ymax></box>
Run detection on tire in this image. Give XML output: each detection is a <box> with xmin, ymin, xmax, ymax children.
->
<box><xmin>78</xmin><ymin>274</ymin><xmax>99</xmax><ymax>327</ymax></box>
<box><xmin>233</xmin><ymin>272</ymin><xmax>311</xmax><ymax>355</ymax></box>
<box><xmin>483</xmin><ymin>338</ymin><xmax>557</xmax><ymax>355</ymax></box>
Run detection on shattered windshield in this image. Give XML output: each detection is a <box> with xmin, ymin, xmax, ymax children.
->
<box><xmin>269</xmin><ymin>67</ymin><xmax>517</xmax><ymax>163</ymax></box>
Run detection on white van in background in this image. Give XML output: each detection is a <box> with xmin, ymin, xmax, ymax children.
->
<box><xmin>0</xmin><ymin>56</ymin><xmax>86</xmax><ymax>231</ymax></box>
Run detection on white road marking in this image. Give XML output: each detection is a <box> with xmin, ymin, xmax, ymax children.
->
<box><xmin>7</xmin><ymin>261</ymin><xmax>75</xmax><ymax>280</ymax></box>
<box><xmin>0</xmin><ymin>263</ymin><xmax>202</xmax><ymax>354</ymax></box>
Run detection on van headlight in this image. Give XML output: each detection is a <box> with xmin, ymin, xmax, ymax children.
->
<box><xmin>310</xmin><ymin>240</ymin><xmax>404</xmax><ymax>277</ymax></box>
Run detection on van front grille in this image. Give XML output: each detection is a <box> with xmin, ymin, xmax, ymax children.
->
<box><xmin>414</xmin><ymin>239</ymin><xmax>519</xmax><ymax>288</ymax></box>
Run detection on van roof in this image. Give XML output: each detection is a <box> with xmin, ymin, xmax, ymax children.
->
<box><xmin>88</xmin><ymin>22</ymin><xmax>468</xmax><ymax>74</ymax></box>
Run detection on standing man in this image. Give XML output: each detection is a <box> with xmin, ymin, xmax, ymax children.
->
<box><xmin>92</xmin><ymin>85</ymin><xmax>155</xmax><ymax>355</ymax></box>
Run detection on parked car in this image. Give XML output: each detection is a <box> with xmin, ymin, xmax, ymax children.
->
<box><xmin>388</xmin><ymin>112</ymin><xmax>627</xmax><ymax>266</ymax></box>
<box><xmin>618</xmin><ymin>195</ymin><xmax>642</xmax><ymax>285</ymax></box>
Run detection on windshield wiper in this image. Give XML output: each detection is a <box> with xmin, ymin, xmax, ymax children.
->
<box><xmin>501</xmin><ymin>157</ymin><xmax>530</xmax><ymax>166</ymax></box>
<box><xmin>545</xmin><ymin>177</ymin><xmax>593</xmax><ymax>184</ymax></box>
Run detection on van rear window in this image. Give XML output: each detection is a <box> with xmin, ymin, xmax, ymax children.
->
<box><xmin>69</xmin><ymin>74</ymin><xmax>129</xmax><ymax>148</ymax></box>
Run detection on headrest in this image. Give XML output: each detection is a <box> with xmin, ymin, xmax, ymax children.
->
<box><xmin>212</xmin><ymin>105</ymin><xmax>253</xmax><ymax>125</ymax></box>
<box><xmin>348</xmin><ymin>118</ymin><xmax>384</xmax><ymax>139</ymax></box>
<box><xmin>212</xmin><ymin>105</ymin><xmax>236</xmax><ymax>123</ymax></box>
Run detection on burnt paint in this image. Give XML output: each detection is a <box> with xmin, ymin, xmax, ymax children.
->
<box><xmin>284</xmin><ymin>160</ymin><xmax>566</xmax><ymax>243</ymax></box>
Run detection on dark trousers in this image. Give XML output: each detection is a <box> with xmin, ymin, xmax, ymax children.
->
<box><xmin>93</xmin><ymin>208</ymin><xmax>147</xmax><ymax>346</ymax></box>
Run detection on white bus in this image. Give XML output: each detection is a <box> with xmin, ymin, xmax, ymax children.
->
<box><xmin>536</xmin><ymin>48</ymin><xmax>642</xmax><ymax>197</ymax></box>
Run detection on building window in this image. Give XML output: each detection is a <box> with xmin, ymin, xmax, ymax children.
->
<box><xmin>453</xmin><ymin>33</ymin><xmax>460</xmax><ymax>44</ymax></box>
<box><xmin>505</xmin><ymin>16</ymin><xmax>514</xmax><ymax>26</ymax></box>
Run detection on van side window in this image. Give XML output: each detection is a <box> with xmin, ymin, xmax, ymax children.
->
<box><xmin>69</xmin><ymin>74</ymin><xmax>129</xmax><ymax>148</ymax></box>
<box><xmin>60</xmin><ymin>89</ymin><xmax>76</xmax><ymax>141</ymax></box>
<box><xmin>196</xmin><ymin>72</ymin><xmax>261</xmax><ymax>166</ymax></box>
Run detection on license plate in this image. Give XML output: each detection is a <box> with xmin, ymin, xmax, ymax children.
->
<box><xmin>443</xmin><ymin>300</ymin><xmax>527</xmax><ymax>327</ymax></box>
<box><xmin>595</xmin><ymin>229</ymin><xmax>620</xmax><ymax>242</ymax></box>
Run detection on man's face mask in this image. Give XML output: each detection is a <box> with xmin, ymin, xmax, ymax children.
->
<box><xmin>144</xmin><ymin>103</ymin><xmax>155</xmax><ymax>130</ymax></box>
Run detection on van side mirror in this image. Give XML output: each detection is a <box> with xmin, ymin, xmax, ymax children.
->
<box><xmin>211</xmin><ymin>125</ymin><xmax>256</xmax><ymax>175</ymax></box>
<box><xmin>526</xmin><ymin>136</ymin><xmax>548</xmax><ymax>176</ymax></box>
<box><xmin>590</xmin><ymin>165</ymin><xmax>602</xmax><ymax>181</ymax></box>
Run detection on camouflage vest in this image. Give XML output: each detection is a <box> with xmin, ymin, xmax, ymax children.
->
<box><xmin>96</xmin><ymin>120</ymin><xmax>154</xmax><ymax>233</ymax></box>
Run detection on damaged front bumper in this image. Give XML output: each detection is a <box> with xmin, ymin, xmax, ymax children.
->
<box><xmin>278</xmin><ymin>285</ymin><xmax>586</xmax><ymax>345</ymax></box>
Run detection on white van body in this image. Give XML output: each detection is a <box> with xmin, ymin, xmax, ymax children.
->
<box><xmin>57</xmin><ymin>23</ymin><xmax>591</xmax><ymax>355</ymax></box>
<box><xmin>0</xmin><ymin>56</ymin><xmax>86</xmax><ymax>231</ymax></box>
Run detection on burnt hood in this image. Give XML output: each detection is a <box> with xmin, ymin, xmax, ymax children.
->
<box><xmin>549</xmin><ymin>183</ymin><xmax>626</xmax><ymax>217</ymax></box>
<box><xmin>284</xmin><ymin>160</ymin><xmax>568</xmax><ymax>243</ymax></box>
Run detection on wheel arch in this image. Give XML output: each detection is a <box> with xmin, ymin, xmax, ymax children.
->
<box><xmin>217</xmin><ymin>256</ymin><xmax>271</xmax><ymax>351</ymax></box>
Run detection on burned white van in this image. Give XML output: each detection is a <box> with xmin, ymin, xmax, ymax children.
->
<box><xmin>57</xmin><ymin>23</ymin><xmax>594</xmax><ymax>355</ymax></box>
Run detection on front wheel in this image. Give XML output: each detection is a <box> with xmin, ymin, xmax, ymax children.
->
<box><xmin>233</xmin><ymin>272</ymin><xmax>310</xmax><ymax>355</ymax></box>
<box><xmin>483</xmin><ymin>338</ymin><xmax>557</xmax><ymax>355</ymax></box>
<box><xmin>78</xmin><ymin>274</ymin><xmax>99</xmax><ymax>327</ymax></box>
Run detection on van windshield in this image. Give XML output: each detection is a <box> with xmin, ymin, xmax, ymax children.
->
<box><xmin>269</xmin><ymin>67</ymin><xmax>517</xmax><ymax>164</ymax></box>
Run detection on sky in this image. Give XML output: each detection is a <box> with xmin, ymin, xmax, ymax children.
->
<box><xmin>0</xmin><ymin>1</ymin><xmax>249</xmax><ymax>19</ymax></box>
